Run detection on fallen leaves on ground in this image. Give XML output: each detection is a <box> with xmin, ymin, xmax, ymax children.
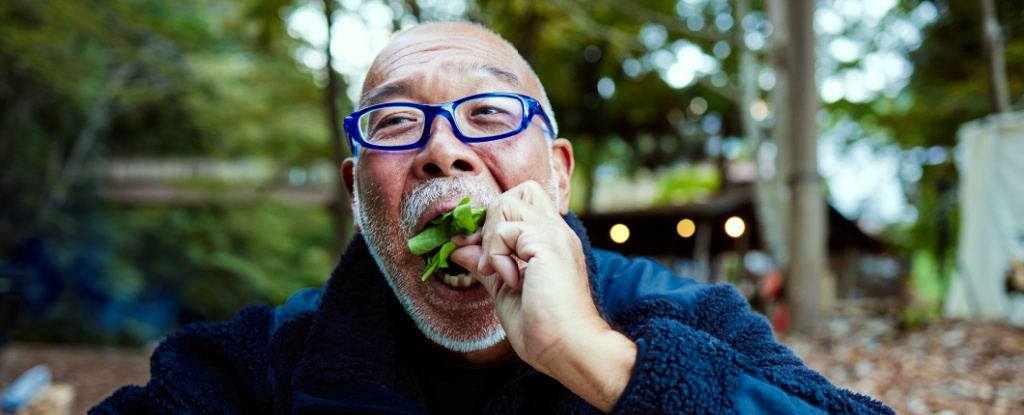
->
<box><xmin>780</xmin><ymin>317</ymin><xmax>1024</xmax><ymax>415</ymax></box>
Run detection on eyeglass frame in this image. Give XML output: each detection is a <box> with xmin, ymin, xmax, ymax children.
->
<box><xmin>343</xmin><ymin>92</ymin><xmax>556</xmax><ymax>156</ymax></box>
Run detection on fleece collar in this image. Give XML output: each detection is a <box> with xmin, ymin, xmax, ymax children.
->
<box><xmin>287</xmin><ymin>212</ymin><xmax>601</xmax><ymax>397</ymax></box>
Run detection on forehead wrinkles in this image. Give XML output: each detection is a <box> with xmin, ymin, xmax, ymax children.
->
<box><xmin>364</xmin><ymin>35</ymin><xmax>534</xmax><ymax>98</ymax></box>
<box><xmin>363</xmin><ymin>60</ymin><xmax>519</xmax><ymax>108</ymax></box>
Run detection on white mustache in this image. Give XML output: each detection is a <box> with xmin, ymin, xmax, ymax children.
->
<box><xmin>400</xmin><ymin>178</ymin><xmax>497</xmax><ymax>238</ymax></box>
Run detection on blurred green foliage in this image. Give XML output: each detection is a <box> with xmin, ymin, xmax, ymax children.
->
<box><xmin>901</xmin><ymin>248</ymin><xmax>954</xmax><ymax>326</ymax></box>
<box><xmin>654</xmin><ymin>165</ymin><xmax>721</xmax><ymax>204</ymax></box>
<box><xmin>0</xmin><ymin>0</ymin><xmax>338</xmax><ymax>343</ymax></box>
<box><xmin>2</xmin><ymin>0</ymin><xmax>1020</xmax><ymax>341</ymax></box>
<box><xmin>475</xmin><ymin>0</ymin><xmax>742</xmax><ymax>210</ymax></box>
<box><xmin>107</xmin><ymin>201</ymin><xmax>334</xmax><ymax>319</ymax></box>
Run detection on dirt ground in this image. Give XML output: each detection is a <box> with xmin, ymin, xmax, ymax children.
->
<box><xmin>1</xmin><ymin>317</ymin><xmax>1022</xmax><ymax>414</ymax></box>
<box><xmin>0</xmin><ymin>344</ymin><xmax>152</xmax><ymax>414</ymax></box>
<box><xmin>779</xmin><ymin>318</ymin><xmax>1024</xmax><ymax>415</ymax></box>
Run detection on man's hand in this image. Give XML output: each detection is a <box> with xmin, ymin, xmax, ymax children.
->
<box><xmin>450</xmin><ymin>181</ymin><xmax>636</xmax><ymax>412</ymax></box>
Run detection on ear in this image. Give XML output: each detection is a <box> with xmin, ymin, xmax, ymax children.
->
<box><xmin>550</xmin><ymin>138</ymin><xmax>574</xmax><ymax>215</ymax></box>
<box><xmin>342</xmin><ymin>158</ymin><xmax>361</xmax><ymax>232</ymax></box>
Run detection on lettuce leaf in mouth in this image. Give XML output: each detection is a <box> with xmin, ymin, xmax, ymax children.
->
<box><xmin>407</xmin><ymin>197</ymin><xmax>487</xmax><ymax>281</ymax></box>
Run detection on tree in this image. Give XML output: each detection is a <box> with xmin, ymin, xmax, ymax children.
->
<box><xmin>323</xmin><ymin>0</ymin><xmax>354</xmax><ymax>254</ymax></box>
<box><xmin>473</xmin><ymin>0</ymin><xmax>746</xmax><ymax>213</ymax></box>
<box><xmin>977</xmin><ymin>0</ymin><xmax>1011</xmax><ymax>113</ymax></box>
<box><xmin>0</xmin><ymin>0</ymin><xmax>339</xmax><ymax>341</ymax></box>
<box><xmin>785</xmin><ymin>0</ymin><xmax>826</xmax><ymax>332</ymax></box>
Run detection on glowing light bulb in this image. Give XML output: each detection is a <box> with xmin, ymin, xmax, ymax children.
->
<box><xmin>677</xmin><ymin>219</ymin><xmax>696</xmax><ymax>238</ymax></box>
<box><xmin>725</xmin><ymin>216</ymin><xmax>746</xmax><ymax>238</ymax></box>
<box><xmin>610</xmin><ymin>224</ymin><xmax>630</xmax><ymax>243</ymax></box>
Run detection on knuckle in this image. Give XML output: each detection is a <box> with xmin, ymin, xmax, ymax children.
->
<box><xmin>495</xmin><ymin>222</ymin><xmax>519</xmax><ymax>239</ymax></box>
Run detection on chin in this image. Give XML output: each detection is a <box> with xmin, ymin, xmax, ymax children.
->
<box><xmin>366</xmin><ymin>233</ymin><xmax>506</xmax><ymax>353</ymax></box>
<box><xmin>355</xmin><ymin>175</ymin><xmax>509</xmax><ymax>353</ymax></box>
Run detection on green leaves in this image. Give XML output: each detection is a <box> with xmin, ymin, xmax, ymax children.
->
<box><xmin>407</xmin><ymin>226</ymin><xmax>450</xmax><ymax>255</ymax></box>
<box><xmin>422</xmin><ymin>242</ymin><xmax>458</xmax><ymax>282</ymax></box>
<box><xmin>407</xmin><ymin>197</ymin><xmax>487</xmax><ymax>281</ymax></box>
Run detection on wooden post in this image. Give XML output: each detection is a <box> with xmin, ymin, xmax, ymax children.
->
<box><xmin>761</xmin><ymin>0</ymin><xmax>792</xmax><ymax>273</ymax></box>
<box><xmin>786</xmin><ymin>0</ymin><xmax>826</xmax><ymax>333</ymax></box>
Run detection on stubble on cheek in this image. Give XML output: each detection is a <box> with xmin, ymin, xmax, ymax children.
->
<box><xmin>354</xmin><ymin>173</ymin><xmax>414</xmax><ymax>280</ymax></box>
<box><xmin>350</xmin><ymin>141</ymin><xmax>559</xmax><ymax>348</ymax></box>
<box><xmin>355</xmin><ymin>172</ymin><xmax>506</xmax><ymax>351</ymax></box>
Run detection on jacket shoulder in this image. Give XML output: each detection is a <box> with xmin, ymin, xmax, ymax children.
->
<box><xmin>271</xmin><ymin>287</ymin><xmax>323</xmax><ymax>336</ymax></box>
<box><xmin>91</xmin><ymin>304</ymin><xmax>274</xmax><ymax>414</ymax></box>
<box><xmin>592</xmin><ymin>249</ymin><xmax>707</xmax><ymax>315</ymax></box>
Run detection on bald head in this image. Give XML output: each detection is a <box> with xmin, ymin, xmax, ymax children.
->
<box><xmin>359</xmin><ymin>21</ymin><xmax>558</xmax><ymax>136</ymax></box>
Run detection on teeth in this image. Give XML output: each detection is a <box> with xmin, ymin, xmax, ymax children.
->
<box><xmin>439</xmin><ymin>272</ymin><xmax>476</xmax><ymax>288</ymax></box>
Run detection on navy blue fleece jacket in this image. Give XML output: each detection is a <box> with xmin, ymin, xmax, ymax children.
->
<box><xmin>92</xmin><ymin>213</ymin><xmax>892</xmax><ymax>414</ymax></box>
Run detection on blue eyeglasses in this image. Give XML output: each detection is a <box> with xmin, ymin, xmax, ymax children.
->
<box><xmin>343</xmin><ymin>92</ymin><xmax>555</xmax><ymax>156</ymax></box>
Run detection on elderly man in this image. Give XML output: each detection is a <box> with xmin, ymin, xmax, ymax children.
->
<box><xmin>93</xmin><ymin>21</ymin><xmax>892</xmax><ymax>414</ymax></box>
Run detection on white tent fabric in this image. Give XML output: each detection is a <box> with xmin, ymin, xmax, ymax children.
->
<box><xmin>946</xmin><ymin>111</ymin><xmax>1024</xmax><ymax>323</ymax></box>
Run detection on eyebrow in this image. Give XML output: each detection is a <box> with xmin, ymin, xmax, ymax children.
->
<box><xmin>359</xmin><ymin>81</ymin><xmax>414</xmax><ymax>109</ymax></box>
<box><xmin>357</xmin><ymin>62</ymin><xmax>524</xmax><ymax>109</ymax></box>
<box><xmin>468</xmin><ymin>62</ymin><xmax>523</xmax><ymax>90</ymax></box>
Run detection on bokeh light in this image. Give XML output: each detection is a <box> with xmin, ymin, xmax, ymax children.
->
<box><xmin>750</xmin><ymin>100</ymin><xmax>769</xmax><ymax>121</ymax></box>
<box><xmin>677</xmin><ymin>219</ymin><xmax>696</xmax><ymax>238</ymax></box>
<box><xmin>610</xmin><ymin>224</ymin><xmax>630</xmax><ymax>243</ymax></box>
<box><xmin>725</xmin><ymin>216</ymin><xmax>746</xmax><ymax>238</ymax></box>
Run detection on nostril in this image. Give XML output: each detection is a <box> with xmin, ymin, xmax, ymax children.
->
<box><xmin>423</xmin><ymin>163</ymin><xmax>441</xmax><ymax>175</ymax></box>
<box><xmin>452</xmin><ymin>160</ymin><xmax>472</xmax><ymax>172</ymax></box>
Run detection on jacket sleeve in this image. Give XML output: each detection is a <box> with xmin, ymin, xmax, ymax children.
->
<box><xmin>89</xmin><ymin>304</ymin><xmax>274</xmax><ymax>415</ymax></box>
<box><xmin>595</xmin><ymin>252</ymin><xmax>892</xmax><ymax>415</ymax></box>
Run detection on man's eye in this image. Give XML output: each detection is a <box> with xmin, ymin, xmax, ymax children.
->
<box><xmin>380</xmin><ymin>115</ymin><xmax>415</xmax><ymax>127</ymax></box>
<box><xmin>471</xmin><ymin>107</ymin><xmax>503</xmax><ymax>116</ymax></box>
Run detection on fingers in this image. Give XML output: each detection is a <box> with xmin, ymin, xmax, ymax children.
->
<box><xmin>447</xmin><ymin>240</ymin><xmax>512</xmax><ymax>296</ymax></box>
<box><xmin>451</xmin><ymin>231</ymin><xmax>483</xmax><ymax>246</ymax></box>
<box><xmin>448</xmin><ymin>244</ymin><xmax>481</xmax><ymax>272</ymax></box>
<box><xmin>449</xmin><ymin>181</ymin><xmax>565</xmax><ymax>296</ymax></box>
<box><xmin>449</xmin><ymin>244</ymin><xmax>497</xmax><ymax>295</ymax></box>
<box><xmin>487</xmin><ymin>223</ymin><xmax>529</xmax><ymax>288</ymax></box>
<box><xmin>477</xmin><ymin>181</ymin><xmax>558</xmax><ymax>274</ymax></box>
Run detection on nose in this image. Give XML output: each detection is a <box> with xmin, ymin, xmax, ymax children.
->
<box><xmin>413</xmin><ymin>115</ymin><xmax>481</xmax><ymax>178</ymax></box>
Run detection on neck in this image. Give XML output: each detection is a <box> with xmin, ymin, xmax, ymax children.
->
<box><xmin>420</xmin><ymin>333</ymin><xmax>515</xmax><ymax>366</ymax></box>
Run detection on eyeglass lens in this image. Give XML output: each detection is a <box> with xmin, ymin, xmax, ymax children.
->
<box><xmin>358</xmin><ymin>96</ymin><xmax>526</xmax><ymax>146</ymax></box>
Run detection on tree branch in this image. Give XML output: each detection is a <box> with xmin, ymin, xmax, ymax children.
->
<box><xmin>977</xmin><ymin>0</ymin><xmax>1010</xmax><ymax>113</ymax></box>
<box><xmin>596</xmin><ymin>0</ymin><xmax>728</xmax><ymax>42</ymax></box>
<box><xmin>59</xmin><ymin>64</ymin><xmax>135</xmax><ymax>193</ymax></box>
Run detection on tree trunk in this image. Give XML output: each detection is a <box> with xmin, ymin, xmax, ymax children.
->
<box><xmin>737</xmin><ymin>0</ymin><xmax>788</xmax><ymax>278</ymax></box>
<box><xmin>736</xmin><ymin>0</ymin><xmax>759</xmax><ymax>146</ymax></box>
<box><xmin>324</xmin><ymin>0</ymin><xmax>353</xmax><ymax>254</ymax></box>
<box><xmin>37</xmin><ymin>63</ymin><xmax>135</xmax><ymax>226</ymax></box>
<box><xmin>786</xmin><ymin>0</ymin><xmax>826</xmax><ymax>333</ymax></box>
<box><xmin>761</xmin><ymin>0</ymin><xmax>792</xmax><ymax>273</ymax></box>
<box><xmin>978</xmin><ymin>0</ymin><xmax>1010</xmax><ymax>113</ymax></box>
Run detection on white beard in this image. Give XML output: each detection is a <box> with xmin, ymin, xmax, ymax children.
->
<box><xmin>353</xmin><ymin>159</ymin><xmax>560</xmax><ymax>353</ymax></box>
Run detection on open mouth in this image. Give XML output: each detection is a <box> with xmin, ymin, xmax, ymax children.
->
<box><xmin>409</xmin><ymin>197</ymin><xmax>488</xmax><ymax>289</ymax></box>
<box><xmin>423</xmin><ymin>249</ymin><xmax>477</xmax><ymax>288</ymax></box>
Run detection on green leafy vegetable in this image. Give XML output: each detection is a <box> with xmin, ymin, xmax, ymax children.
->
<box><xmin>408</xmin><ymin>226</ymin><xmax>449</xmax><ymax>256</ymax></box>
<box><xmin>407</xmin><ymin>197</ymin><xmax>487</xmax><ymax>281</ymax></box>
